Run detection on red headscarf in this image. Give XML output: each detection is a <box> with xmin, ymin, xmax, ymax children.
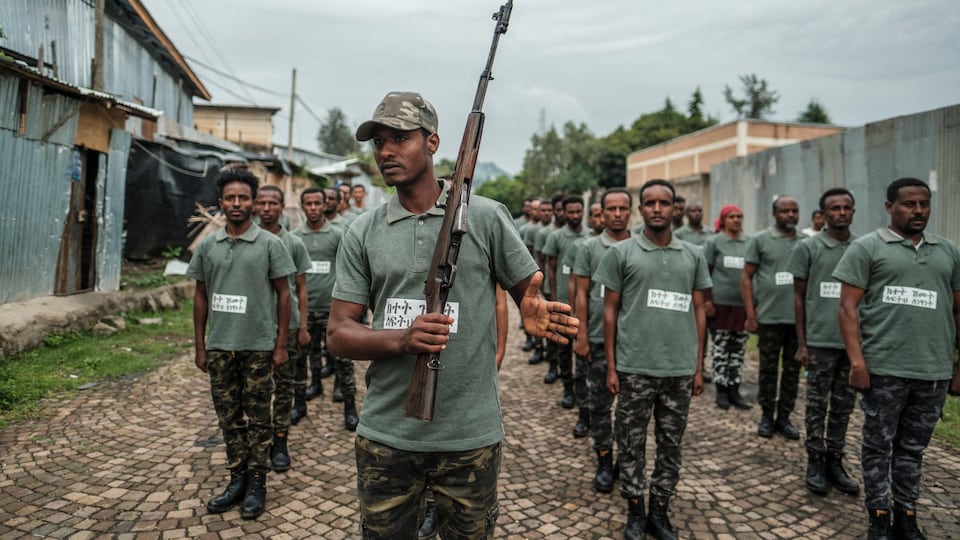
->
<box><xmin>715</xmin><ymin>204</ymin><xmax>743</xmax><ymax>233</ymax></box>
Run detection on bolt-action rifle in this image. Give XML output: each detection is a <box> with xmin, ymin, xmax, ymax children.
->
<box><xmin>403</xmin><ymin>1</ymin><xmax>514</xmax><ymax>421</ymax></box>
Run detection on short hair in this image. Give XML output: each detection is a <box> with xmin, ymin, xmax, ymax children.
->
<box><xmin>772</xmin><ymin>195</ymin><xmax>796</xmax><ymax>212</ymax></box>
<box><xmin>351</xmin><ymin>184</ymin><xmax>366</xmax><ymax>193</ymax></box>
<box><xmin>810</xmin><ymin>209</ymin><xmax>824</xmax><ymax>218</ymax></box>
<box><xmin>886</xmin><ymin>177</ymin><xmax>930</xmax><ymax>203</ymax></box>
<box><xmin>551</xmin><ymin>193</ymin><xmax>567</xmax><ymax>207</ymax></box>
<box><xmin>601</xmin><ymin>187</ymin><xmax>632</xmax><ymax>209</ymax></box>
<box><xmin>674</xmin><ymin>194</ymin><xmax>686</xmax><ymax>204</ymax></box>
<box><xmin>540</xmin><ymin>198</ymin><xmax>552</xmax><ymax>206</ymax></box>
<box><xmin>258</xmin><ymin>184</ymin><xmax>284</xmax><ymax>203</ymax></box>
<box><xmin>300</xmin><ymin>187</ymin><xmax>325</xmax><ymax>204</ymax></box>
<box><xmin>324</xmin><ymin>187</ymin><xmax>341</xmax><ymax>203</ymax></box>
<box><xmin>639</xmin><ymin>179</ymin><xmax>675</xmax><ymax>203</ymax></box>
<box><xmin>522</xmin><ymin>197</ymin><xmax>533</xmax><ymax>204</ymax></box>
<box><xmin>562</xmin><ymin>195</ymin><xmax>584</xmax><ymax>210</ymax></box>
<box><xmin>216</xmin><ymin>164</ymin><xmax>259</xmax><ymax>198</ymax></box>
<box><xmin>818</xmin><ymin>188</ymin><xmax>854</xmax><ymax>210</ymax></box>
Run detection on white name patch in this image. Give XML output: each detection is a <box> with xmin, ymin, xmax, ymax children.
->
<box><xmin>819</xmin><ymin>282</ymin><xmax>841</xmax><ymax>299</ymax></box>
<box><xmin>308</xmin><ymin>260</ymin><xmax>331</xmax><ymax>274</ymax></box>
<box><xmin>383</xmin><ymin>298</ymin><xmax>460</xmax><ymax>333</ymax></box>
<box><xmin>882</xmin><ymin>286</ymin><xmax>937</xmax><ymax>310</ymax></box>
<box><xmin>723</xmin><ymin>256</ymin><xmax>745</xmax><ymax>269</ymax></box>
<box><xmin>561</xmin><ymin>265</ymin><xmax>572</xmax><ymax>275</ymax></box>
<box><xmin>646</xmin><ymin>289</ymin><xmax>692</xmax><ymax>312</ymax></box>
<box><xmin>211</xmin><ymin>293</ymin><xmax>247</xmax><ymax>314</ymax></box>
<box><xmin>775</xmin><ymin>272</ymin><xmax>794</xmax><ymax>286</ymax></box>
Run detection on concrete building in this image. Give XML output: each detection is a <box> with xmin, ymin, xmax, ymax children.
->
<box><xmin>194</xmin><ymin>104</ymin><xmax>281</xmax><ymax>152</ymax></box>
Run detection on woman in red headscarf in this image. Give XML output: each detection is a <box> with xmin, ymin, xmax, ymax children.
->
<box><xmin>702</xmin><ymin>205</ymin><xmax>753</xmax><ymax>410</ymax></box>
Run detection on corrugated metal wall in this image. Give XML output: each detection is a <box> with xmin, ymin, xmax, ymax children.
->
<box><xmin>710</xmin><ymin>105</ymin><xmax>960</xmax><ymax>240</ymax></box>
<box><xmin>0</xmin><ymin>74</ymin><xmax>77</xmax><ymax>302</ymax></box>
<box><xmin>95</xmin><ymin>128</ymin><xmax>131</xmax><ymax>291</ymax></box>
<box><xmin>0</xmin><ymin>0</ymin><xmax>193</xmax><ymax>124</ymax></box>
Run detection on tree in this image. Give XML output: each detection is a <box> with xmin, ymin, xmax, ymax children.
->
<box><xmin>475</xmin><ymin>175</ymin><xmax>527</xmax><ymax>216</ymax></box>
<box><xmin>435</xmin><ymin>157</ymin><xmax>456</xmax><ymax>178</ymax></box>
<box><xmin>797</xmin><ymin>99</ymin><xmax>831</xmax><ymax>124</ymax></box>
<box><xmin>688</xmin><ymin>86</ymin><xmax>705</xmax><ymax>124</ymax></box>
<box><xmin>317</xmin><ymin>107</ymin><xmax>359</xmax><ymax>156</ymax></box>
<box><xmin>723</xmin><ymin>74</ymin><xmax>780</xmax><ymax>119</ymax></box>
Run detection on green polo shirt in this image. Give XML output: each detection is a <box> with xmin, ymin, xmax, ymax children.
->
<box><xmin>523</xmin><ymin>221</ymin><xmax>543</xmax><ymax>248</ymax></box>
<box><xmin>273</xmin><ymin>227</ymin><xmax>312</xmax><ymax>330</ymax></box>
<box><xmin>292</xmin><ymin>221</ymin><xmax>342</xmax><ymax>312</ymax></box>
<box><xmin>674</xmin><ymin>225</ymin><xmax>713</xmax><ymax>247</ymax></box>
<box><xmin>833</xmin><ymin>228</ymin><xmax>960</xmax><ymax>380</ymax></box>
<box><xmin>573</xmin><ymin>231</ymin><xmax>627</xmax><ymax>344</ymax></box>
<box><xmin>186</xmin><ymin>223</ymin><xmax>296</xmax><ymax>351</ymax></box>
<box><xmin>543</xmin><ymin>226</ymin><xmax>585</xmax><ymax>304</ymax></box>
<box><xmin>594</xmin><ymin>233</ymin><xmax>712</xmax><ymax>376</ymax></box>
<box><xmin>536</xmin><ymin>225</ymin><xmax>562</xmax><ymax>295</ymax></box>
<box><xmin>333</xmin><ymin>183</ymin><xmax>538</xmax><ymax>452</ymax></box>
<box><xmin>786</xmin><ymin>231</ymin><xmax>856</xmax><ymax>349</ymax></box>
<box><xmin>702</xmin><ymin>233</ymin><xmax>747</xmax><ymax>306</ymax></box>
<box><xmin>744</xmin><ymin>227</ymin><xmax>805</xmax><ymax>324</ymax></box>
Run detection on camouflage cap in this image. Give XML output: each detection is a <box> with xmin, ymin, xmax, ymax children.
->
<box><xmin>355</xmin><ymin>91</ymin><xmax>439</xmax><ymax>141</ymax></box>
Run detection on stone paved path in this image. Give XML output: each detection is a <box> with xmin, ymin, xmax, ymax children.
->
<box><xmin>1</xmin><ymin>304</ymin><xmax>958</xmax><ymax>539</ymax></box>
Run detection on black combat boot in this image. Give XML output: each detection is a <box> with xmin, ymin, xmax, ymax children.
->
<box><xmin>757</xmin><ymin>411</ymin><xmax>776</xmax><ymax>438</ymax></box>
<box><xmin>646</xmin><ymin>495</ymin><xmax>678</xmax><ymax>540</ymax></box>
<box><xmin>559</xmin><ymin>381</ymin><xmax>575</xmax><ymax>408</ymax></box>
<box><xmin>333</xmin><ymin>380</ymin><xmax>345</xmax><ymax>403</ymax></box>
<box><xmin>521</xmin><ymin>333</ymin><xmax>535</xmax><ymax>352</ymax></box>
<box><xmin>594</xmin><ymin>449</ymin><xmax>614</xmax><ymax>493</ymax></box>
<box><xmin>240</xmin><ymin>469</ymin><xmax>267</xmax><ymax>519</ymax></box>
<box><xmin>527</xmin><ymin>346</ymin><xmax>544</xmax><ymax>365</ymax></box>
<box><xmin>866</xmin><ymin>508</ymin><xmax>893</xmax><ymax>540</ymax></box>
<box><xmin>343</xmin><ymin>397</ymin><xmax>359</xmax><ymax>432</ymax></box>
<box><xmin>727</xmin><ymin>383</ymin><xmax>752</xmax><ymax>410</ymax></box>
<box><xmin>825</xmin><ymin>451</ymin><xmax>860</xmax><ymax>495</ymax></box>
<box><xmin>715</xmin><ymin>383</ymin><xmax>730</xmax><ymax>410</ymax></box>
<box><xmin>319</xmin><ymin>358</ymin><xmax>335</xmax><ymax>378</ymax></box>
<box><xmin>892</xmin><ymin>504</ymin><xmax>925</xmax><ymax>539</ymax></box>
<box><xmin>572</xmin><ymin>407</ymin><xmax>590</xmax><ymax>438</ymax></box>
<box><xmin>543</xmin><ymin>360</ymin><xmax>559</xmax><ymax>384</ymax></box>
<box><xmin>623</xmin><ymin>496</ymin><xmax>645</xmax><ymax>540</ymax></box>
<box><xmin>775</xmin><ymin>414</ymin><xmax>801</xmax><ymax>440</ymax></box>
<box><xmin>206</xmin><ymin>467</ymin><xmax>247</xmax><ymax>513</ymax></box>
<box><xmin>290</xmin><ymin>396</ymin><xmax>307</xmax><ymax>425</ymax></box>
<box><xmin>305</xmin><ymin>360</ymin><xmax>324</xmax><ymax>401</ymax></box>
<box><xmin>270</xmin><ymin>432</ymin><xmax>291</xmax><ymax>473</ymax></box>
<box><xmin>805</xmin><ymin>451</ymin><xmax>828</xmax><ymax>495</ymax></box>
<box><xmin>418</xmin><ymin>498</ymin><xmax>438</xmax><ymax>539</ymax></box>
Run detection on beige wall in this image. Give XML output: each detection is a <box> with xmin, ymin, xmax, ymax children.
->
<box><xmin>194</xmin><ymin>107</ymin><xmax>277</xmax><ymax>150</ymax></box>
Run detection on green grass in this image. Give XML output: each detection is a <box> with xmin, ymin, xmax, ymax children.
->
<box><xmin>0</xmin><ymin>301</ymin><xmax>194</xmax><ymax>429</ymax></box>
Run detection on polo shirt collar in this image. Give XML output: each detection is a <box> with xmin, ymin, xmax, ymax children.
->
<box><xmin>768</xmin><ymin>226</ymin><xmax>798</xmax><ymax>238</ymax></box>
<box><xmin>877</xmin><ymin>227</ymin><xmax>939</xmax><ymax>245</ymax></box>
<box><xmin>215</xmin><ymin>222</ymin><xmax>261</xmax><ymax>243</ymax></box>
<box><xmin>634</xmin><ymin>231</ymin><xmax>684</xmax><ymax>251</ymax></box>
<box><xmin>600</xmin><ymin>230</ymin><xmax>627</xmax><ymax>247</ymax></box>
<box><xmin>386</xmin><ymin>180</ymin><xmax>448</xmax><ymax>224</ymax></box>
<box><xmin>815</xmin><ymin>230</ymin><xmax>853</xmax><ymax>248</ymax></box>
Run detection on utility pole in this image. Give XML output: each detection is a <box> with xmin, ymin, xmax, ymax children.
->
<box><xmin>285</xmin><ymin>68</ymin><xmax>297</xmax><ymax>202</ymax></box>
<box><xmin>92</xmin><ymin>0</ymin><xmax>105</xmax><ymax>91</ymax></box>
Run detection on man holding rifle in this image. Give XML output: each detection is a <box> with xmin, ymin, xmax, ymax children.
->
<box><xmin>327</xmin><ymin>91</ymin><xmax>578</xmax><ymax>538</ymax></box>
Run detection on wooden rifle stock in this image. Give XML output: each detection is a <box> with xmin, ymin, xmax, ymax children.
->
<box><xmin>404</xmin><ymin>0</ymin><xmax>513</xmax><ymax>421</ymax></box>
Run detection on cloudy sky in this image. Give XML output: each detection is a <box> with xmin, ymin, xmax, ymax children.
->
<box><xmin>142</xmin><ymin>0</ymin><xmax>959</xmax><ymax>174</ymax></box>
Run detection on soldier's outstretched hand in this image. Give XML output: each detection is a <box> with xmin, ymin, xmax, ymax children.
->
<box><xmin>517</xmin><ymin>271</ymin><xmax>579</xmax><ymax>345</ymax></box>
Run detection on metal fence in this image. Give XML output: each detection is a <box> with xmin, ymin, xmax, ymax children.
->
<box><xmin>710</xmin><ymin>104</ymin><xmax>960</xmax><ymax>241</ymax></box>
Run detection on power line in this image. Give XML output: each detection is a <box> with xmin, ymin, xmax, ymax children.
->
<box><xmin>185</xmin><ymin>55</ymin><xmax>287</xmax><ymax>98</ymax></box>
<box><xmin>296</xmin><ymin>94</ymin><xmax>326</xmax><ymax>125</ymax></box>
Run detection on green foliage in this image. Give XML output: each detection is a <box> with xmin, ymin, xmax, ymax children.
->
<box><xmin>123</xmin><ymin>272</ymin><xmax>170</xmax><ymax>289</ymax></box>
<box><xmin>161</xmin><ymin>244</ymin><xmax>182</xmax><ymax>260</ymax></box>
<box><xmin>435</xmin><ymin>157</ymin><xmax>456</xmax><ymax>179</ymax></box>
<box><xmin>797</xmin><ymin>99</ymin><xmax>831</xmax><ymax>124</ymax></box>
<box><xmin>317</xmin><ymin>107</ymin><xmax>359</xmax><ymax>156</ymax></box>
<box><xmin>723</xmin><ymin>73</ymin><xmax>780</xmax><ymax>119</ymax></box>
<box><xmin>0</xmin><ymin>26</ymin><xmax>9</xmax><ymax>62</ymax></box>
<box><xmin>935</xmin><ymin>395</ymin><xmax>960</xmax><ymax>448</ymax></box>
<box><xmin>0</xmin><ymin>302</ymin><xmax>195</xmax><ymax>428</ymax></box>
<box><xmin>475</xmin><ymin>175</ymin><xmax>527</xmax><ymax>215</ymax></box>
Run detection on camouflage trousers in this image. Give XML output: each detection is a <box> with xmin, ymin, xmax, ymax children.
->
<box><xmin>860</xmin><ymin>374</ymin><xmax>949</xmax><ymax>511</ymax></box>
<box><xmin>355</xmin><ymin>437</ymin><xmax>500</xmax><ymax>539</ymax></box>
<box><xmin>307</xmin><ymin>311</ymin><xmax>357</xmax><ymax>397</ymax></box>
<box><xmin>804</xmin><ymin>346</ymin><xmax>856</xmax><ymax>454</ymax></box>
<box><xmin>615</xmin><ymin>372</ymin><xmax>693</xmax><ymax>499</ymax></box>
<box><xmin>273</xmin><ymin>333</ymin><xmax>305</xmax><ymax>431</ymax></box>
<box><xmin>586</xmin><ymin>343</ymin><xmax>614</xmax><ymax>450</ymax></box>
<box><xmin>546</xmin><ymin>340</ymin><xmax>573</xmax><ymax>383</ymax></box>
<box><xmin>756</xmin><ymin>323</ymin><xmax>800</xmax><ymax>418</ymax></box>
<box><xmin>574</xmin><ymin>353</ymin><xmax>588</xmax><ymax>405</ymax></box>
<box><xmin>710</xmin><ymin>330</ymin><xmax>748</xmax><ymax>386</ymax></box>
<box><xmin>207</xmin><ymin>350</ymin><xmax>274</xmax><ymax>472</ymax></box>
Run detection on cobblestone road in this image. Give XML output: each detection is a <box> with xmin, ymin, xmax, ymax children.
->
<box><xmin>1</xmin><ymin>304</ymin><xmax>958</xmax><ymax>539</ymax></box>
